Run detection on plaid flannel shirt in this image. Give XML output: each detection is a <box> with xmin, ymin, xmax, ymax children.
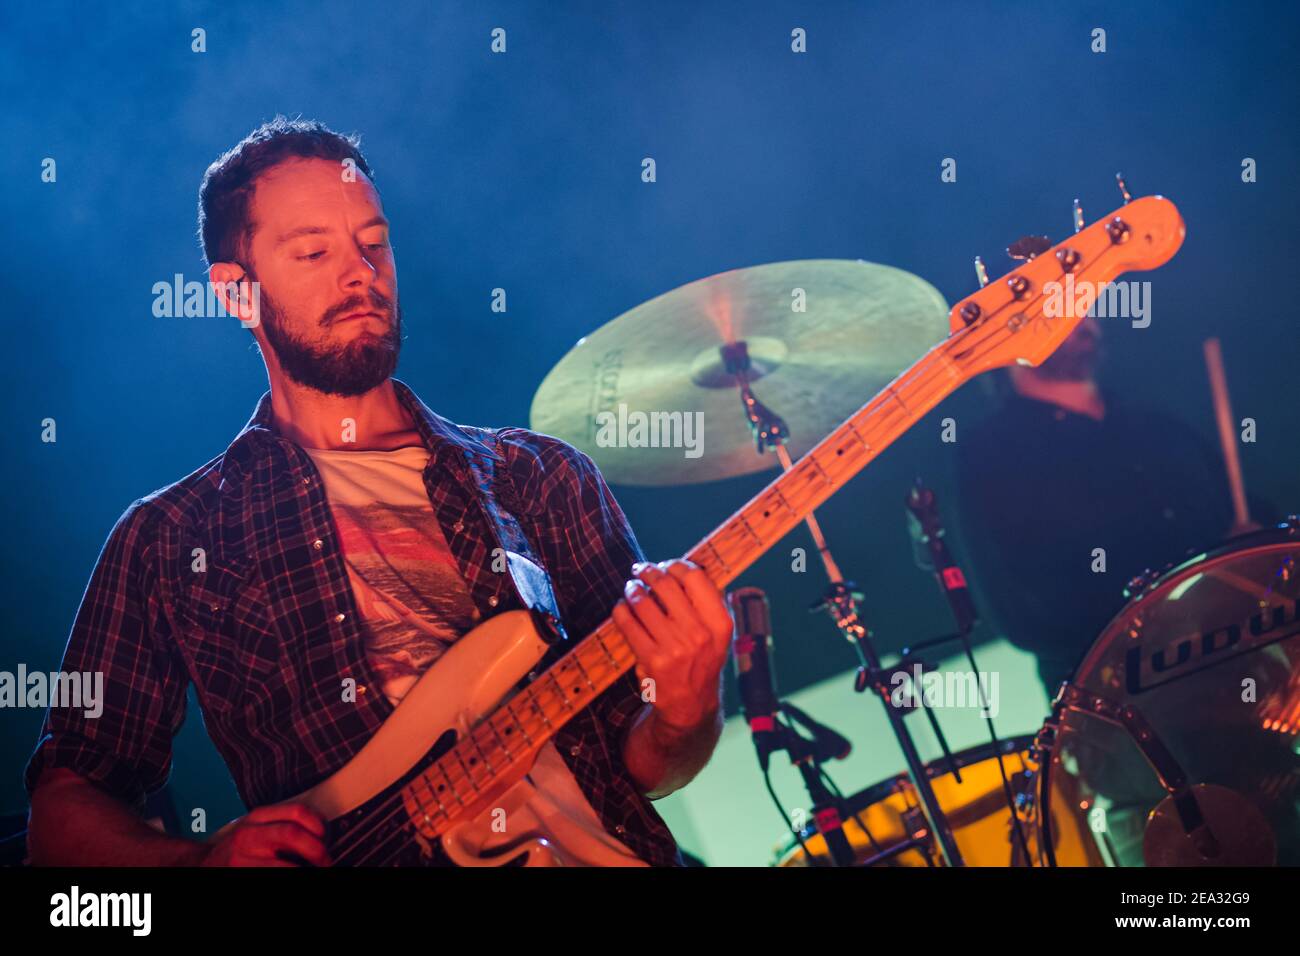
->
<box><xmin>25</xmin><ymin>378</ymin><xmax>683</xmax><ymax>866</ymax></box>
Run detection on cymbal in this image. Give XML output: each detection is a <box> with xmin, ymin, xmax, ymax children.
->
<box><xmin>529</xmin><ymin>260</ymin><xmax>949</xmax><ymax>486</ymax></box>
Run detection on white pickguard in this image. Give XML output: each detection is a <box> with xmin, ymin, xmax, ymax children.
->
<box><xmin>290</xmin><ymin>609</ymin><xmax>563</xmax><ymax>866</ymax></box>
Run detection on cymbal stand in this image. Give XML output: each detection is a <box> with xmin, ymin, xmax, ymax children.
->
<box><xmin>722</xmin><ymin>341</ymin><xmax>965</xmax><ymax>866</ymax></box>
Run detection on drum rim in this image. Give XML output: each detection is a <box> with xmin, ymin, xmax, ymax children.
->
<box><xmin>1061</xmin><ymin>521</ymin><xmax>1299</xmax><ymax>690</ymax></box>
<box><xmin>776</xmin><ymin>734</ymin><xmax>1034</xmax><ymax>854</ymax></box>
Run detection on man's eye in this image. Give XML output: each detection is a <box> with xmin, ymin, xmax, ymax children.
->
<box><xmin>297</xmin><ymin>251</ymin><xmax>325</xmax><ymax>261</ymax></box>
<box><xmin>366</xmin><ymin>242</ymin><xmax>387</xmax><ymax>250</ymax></box>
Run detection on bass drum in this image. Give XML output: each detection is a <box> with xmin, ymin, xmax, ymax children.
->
<box><xmin>774</xmin><ymin>736</ymin><xmax>1103</xmax><ymax>867</ymax></box>
<box><xmin>1035</xmin><ymin>521</ymin><xmax>1300</xmax><ymax>866</ymax></box>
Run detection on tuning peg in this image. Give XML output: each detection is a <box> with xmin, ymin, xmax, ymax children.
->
<box><xmin>1007</xmin><ymin>235</ymin><xmax>1052</xmax><ymax>261</ymax></box>
<box><xmin>973</xmin><ymin>255</ymin><xmax>989</xmax><ymax>288</ymax></box>
<box><xmin>1115</xmin><ymin>171</ymin><xmax>1132</xmax><ymax>204</ymax></box>
<box><xmin>1072</xmin><ymin>199</ymin><xmax>1084</xmax><ymax>234</ymax></box>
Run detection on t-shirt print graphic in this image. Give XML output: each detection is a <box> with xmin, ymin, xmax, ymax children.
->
<box><xmin>328</xmin><ymin>500</ymin><xmax>479</xmax><ymax>705</ymax></box>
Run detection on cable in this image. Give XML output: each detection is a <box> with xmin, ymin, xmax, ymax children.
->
<box><xmin>762</xmin><ymin>767</ymin><xmax>820</xmax><ymax>867</ymax></box>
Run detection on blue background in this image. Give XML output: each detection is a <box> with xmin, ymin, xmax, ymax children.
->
<box><xmin>2</xmin><ymin>0</ymin><xmax>1296</xmax><ymax>832</ymax></box>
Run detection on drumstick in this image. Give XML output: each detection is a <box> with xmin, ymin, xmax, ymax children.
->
<box><xmin>1202</xmin><ymin>338</ymin><xmax>1251</xmax><ymax>530</ymax></box>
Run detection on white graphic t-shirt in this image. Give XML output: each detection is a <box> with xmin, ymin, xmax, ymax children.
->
<box><xmin>302</xmin><ymin>445</ymin><xmax>647</xmax><ymax>867</ymax></box>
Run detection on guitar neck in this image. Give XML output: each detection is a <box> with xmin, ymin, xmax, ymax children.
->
<box><xmin>682</xmin><ymin>338</ymin><xmax>965</xmax><ymax>588</ymax></box>
<box><xmin>409</xmin><ymin>331</ymin><xmax>973</xmax><ymax>835</ymax></box>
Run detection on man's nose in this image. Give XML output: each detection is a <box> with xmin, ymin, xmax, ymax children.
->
<box><xmin>339</xmin><ymin>248</ymin><xmax>379</xmax><ymax>291</ymax></box>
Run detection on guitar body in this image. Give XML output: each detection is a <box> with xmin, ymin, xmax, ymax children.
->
<box><xmin>291</xmin><ymin>610</ymin><xmax>560</xmax><ymax>866</ymax></box>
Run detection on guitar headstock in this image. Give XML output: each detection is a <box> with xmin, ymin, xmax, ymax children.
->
<box><xmin>946</xmin><ymin>195</ymin><xmax>1185</xmax><ymax>375</ymax></box>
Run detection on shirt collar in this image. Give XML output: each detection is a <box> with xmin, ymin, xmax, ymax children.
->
<box><xmin>220</xmin><ymin>377</ymin><xmax>500</xmax><ymax>490</ymax></box>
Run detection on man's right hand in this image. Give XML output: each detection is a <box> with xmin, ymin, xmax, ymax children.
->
<box><xmin>200</xmin><ymin>803</ymin><xmax>332</xmax><ymax>867</ymax></box>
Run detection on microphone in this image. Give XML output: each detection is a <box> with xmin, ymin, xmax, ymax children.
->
<box><xmin>780</xmin><ymin>701</ymin><xmax>852</xmax><ymax>764</ymax></box>
<box><xmin>906</xmin><ymin>506</ymin><xmax>936</xmax><ymax>572</ymax></box>
<box><xmin>729</xmin><ymin>587</ymin><xmax>779</xmax><ymax>772</ymax></box>
<box><xmin>905</xmin><ymin>482</ymin><xmax>978</xmax><ymax>635</ymax></box>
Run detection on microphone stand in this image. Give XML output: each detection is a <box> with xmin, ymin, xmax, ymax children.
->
<box><xmin>768</xmin><ymin>708</ymin><xmax>858</xmax><ymax>867</ymax></box>
<box><xmin>723</xmin><ymin>342</ymin><xmax>966</xmax><ymax>867</ymax></box>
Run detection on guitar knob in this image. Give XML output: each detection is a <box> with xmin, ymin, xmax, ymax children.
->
<box><xmin>1073</xmin><ymin>198</ymin><xmax>1085</xmax><ymax>234</ymax></box>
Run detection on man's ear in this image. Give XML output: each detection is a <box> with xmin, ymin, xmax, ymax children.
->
<box><xmin>208</xmin><ymin>262</ymin><xmax>260</xmax><ymax>329</ymax></box>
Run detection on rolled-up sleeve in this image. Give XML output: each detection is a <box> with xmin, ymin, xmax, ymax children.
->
<box><xmin>23</xmin><ymin>499</ymin><xmax>187</xmax><ymax>813</ymax></box>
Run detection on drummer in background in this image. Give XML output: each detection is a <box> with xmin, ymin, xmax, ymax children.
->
<box><xmin>952</xmin><ymin>315</ymin><xmax>1273</xmax><ymax>700</ymax></box>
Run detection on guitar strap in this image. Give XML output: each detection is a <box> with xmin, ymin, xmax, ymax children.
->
<box><xmin>458</xmin><ymin>426</ymin><xmax>569</xmax><ymax>645</ymax></box>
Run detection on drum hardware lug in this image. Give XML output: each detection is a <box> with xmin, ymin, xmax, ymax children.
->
<box><xmin>1012</xmin><ymin>770</ymin><xmax>1037</xmax><ymax>814</ymax></box>
<box><xmin>900</xmin><ymin>806</ymin><xmax>931</xmax><ymax>849</ymax></box>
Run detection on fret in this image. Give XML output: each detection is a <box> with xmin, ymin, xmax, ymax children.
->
<box><xmin>806</xmin><ymin>453</ymin><xmax>834</xmax><ymax>486</ymax></box>
<box><xmin>434</xmin><ymin>763</ymin><xmax>465</xmax><ymax>807</ymax></box>
<box><xmin>696</xmin><ymin>540</ymin><xmax>730</xmax><ymax>578</ymax></box>
<box><xmin>483</xmin><ymin>715</ymin><xmax>513</xmax><ymax>760</ymax></box>
<box><xmin>786</xmin><ymin>460</ymin><xmax>825</xmax><ymax>499</ymax></box>
<box><xmin>545</xmin><ymin>670</ymin><xmax>575</xmax><ymax>713</ymax></box>
<box><xmin>847</xmin><ymin>420</ymin><xmax>872</xmax><ymax>451</ymax></box>
<box><xmin>472</xmin><ymin>724</ymin><xmax>506</xmax><ymax>770</ymax></box>
<box><xmin>708</xmin><ymin>524</ymin><xmax>752</xmax><ymax>574</ymax></box>
<box><xmin>421</xmin><ymin>785</ymin><xmax>451</xmax><ymax>823</ymax></box>
<box><xmin>575</xmin><ymin>643</ymin><xmax>616</xmax><ymax>685</ymax></box>
<box><xmin>406</xmin><ymin>779</ymin><xmax>443</xmax><ymax>820</ymax></box>
<box><xmin>593</xmin><ymin>629</ymin><xmax>622</xmax><ymax>670</ymax></box>
<box><xmin>737</xmin><ymin>514</ymin><xmax>764</xmax><ymax>546</ymax></box>
<box><xmin>886</xmin><ymin>386</ymin><xmax>911</xmax><ymax>416</ymax></box>
<box><xmin>759</xmin><ymin>485</ymin><xmax>798</xmax><ymax>522</ymax></box>
<box><xmin>552</xmin><ymin>658</ymin><xmax>589</xmax><ymax>704</ymax></box>
<box><xmin>859</xmin><ymin>395</ymin><xmax>908</xmax><ymax>440</ymax></box>
<box><xmin>527</xmin><ymin>687</ymin><xmax>555</xmax><ymax>729</ymax></box>
<box><xmin>932</xmin><ymin>347</ymin><xmax>964</xmax><ymax>384</ymax></box>
<box><xmin>570</xmin><ymin>652</ymin><xmax>598</xmax><ymax>693</ymax></box>
<box><xmin>504</xmin><ymin>699</ymin><xmax>536</xmax><ymax>746</ymax></box>
<box><xmin>457</xmin><ymin>738</ymin><xmax>493</xmax><ymax>785</ymax></box>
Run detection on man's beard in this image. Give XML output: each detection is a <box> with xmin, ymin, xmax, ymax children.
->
<box><xmin>257</xmin><ymin>285</ymin><xmax>402</xmax><ymax>397</ymax></box>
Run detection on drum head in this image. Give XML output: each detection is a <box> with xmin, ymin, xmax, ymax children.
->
<box><xmin>1047</xmin><ymin>524</ymin><xmax>1300</xmax><ymax>866</ymax></box>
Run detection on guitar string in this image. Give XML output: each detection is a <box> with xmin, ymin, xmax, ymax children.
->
<box><xmin>333</xmin><ymin>241</ymin><xmax>1126</xmax><ymax>865</ymax></box>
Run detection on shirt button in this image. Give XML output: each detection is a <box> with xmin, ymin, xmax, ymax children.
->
<box><xmin>614</xmin><ymin>825</ymin><xmax>627</xmax><ymax>836</ymax></box>
<box><xmin>569</xmin><ymin>744</ymin><xmax>582</xmax><ymax>757</ymax></box>
<box><xmin>453</xmin><ymin>520</ymin><xmax>465</xmax><ymax>534</ymax></box>
<box><xmin>313</xmin><ymin>539</ymin><xmax>324</xmax><ymax>550</ymax></box>
<box><xmin>335</xmin><ymin>612</ymin><xmax>347</xmax><ymax>623</ymax></box>
<box><xmin>357</xmin><ymin>684</ymin><xmax>367</xmax><ymax>695</ymax></box>
<box><xmin>302</xmin><ymin>477</ymin><xmax>311</xmax><ymax>486</ymax></box>
<box><xmin>210</xmin><ymin>603</ymin><xmax>220</xmax><ymax>612</ymax></box>
<box><xmin>488</xmin><ymin>595</ymin><xmax>499</xmax><ymax>607</ymax></box>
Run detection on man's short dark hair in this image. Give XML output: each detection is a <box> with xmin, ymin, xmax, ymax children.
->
<box><xmin>198</xmin><ymin>116</ymin><xmax>375</xmax><ymax>268</ymax></box>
